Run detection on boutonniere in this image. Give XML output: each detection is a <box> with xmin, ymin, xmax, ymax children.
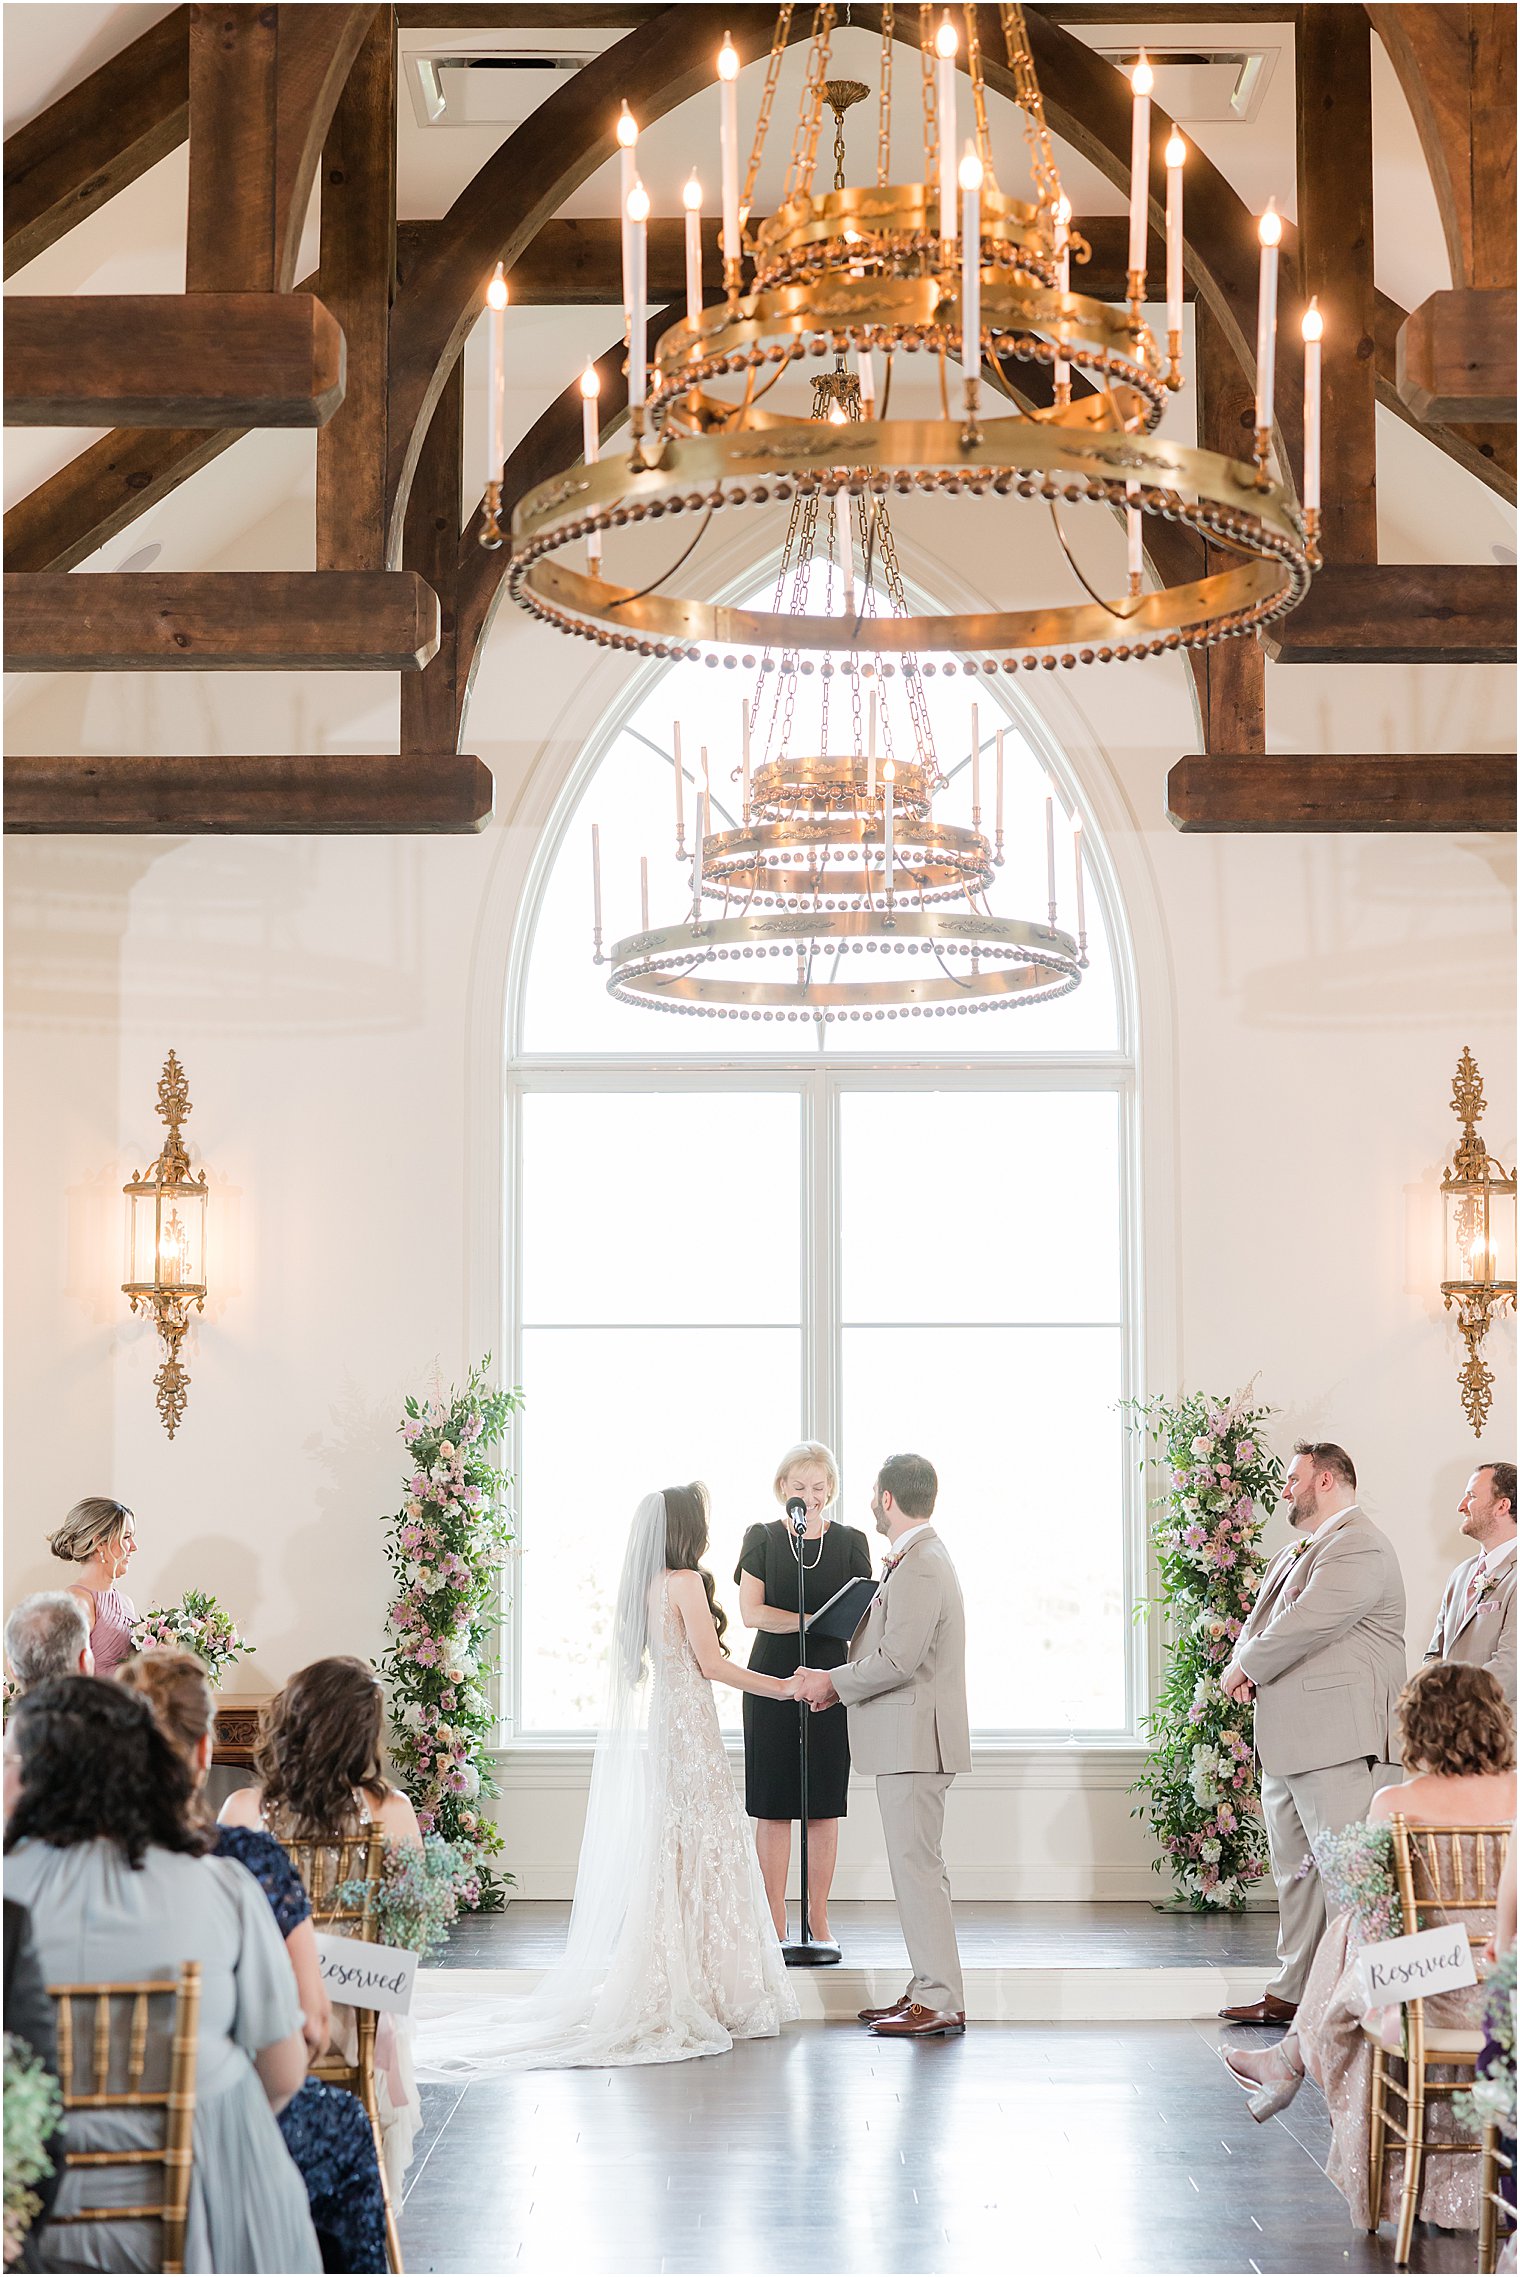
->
<box><xmin>1473</xmin><ymin>1569</ymin><xmax>1502</xmax><ymax>1608</ymax></box>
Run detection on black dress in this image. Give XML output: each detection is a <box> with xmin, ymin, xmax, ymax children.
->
<box><xmin>735</xmin><ymin>1519</ymin><xmax>874</xmax><ymax>1821</ymax></box>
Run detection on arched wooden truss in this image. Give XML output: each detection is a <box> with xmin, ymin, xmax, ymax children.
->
<box><xmin>3</xmin><ymin>1</ymin><xmax>1514</xmax><ymax>833</ymax></box>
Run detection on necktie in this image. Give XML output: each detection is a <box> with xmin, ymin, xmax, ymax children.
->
<box><xmin>1464</xmin><ymin>1556</ymin><xmax>1489</xmax><ymax>1619</ymax></box>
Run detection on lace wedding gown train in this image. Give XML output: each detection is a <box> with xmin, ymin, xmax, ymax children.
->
<box><xmin>415</xmin><ymin>1566</ymin><xmax>797</xmax><ymax>2075</ymax></box>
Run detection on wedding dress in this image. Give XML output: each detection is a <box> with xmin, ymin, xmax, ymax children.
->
<box><xmin>413</xmin><ymin>1494</ymin><xmax>798</xmax><ymax>2074</ymax></box>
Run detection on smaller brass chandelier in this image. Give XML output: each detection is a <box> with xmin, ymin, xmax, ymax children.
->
<box><xmin>123</xmin><ymin>1051</ymin><xmax>208</xmax><ymax>1439</ymax></box>
<box><xmin>1439</xmin><ymin>1047</ymin><xmax>1516</xmax><ymax>1437</ymax></box>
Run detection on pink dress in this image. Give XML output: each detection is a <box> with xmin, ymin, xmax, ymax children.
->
<box><xmin>83</xmin><ymin>1582</ymin><xmax>137</xmax><ymax>1673</ymax></box>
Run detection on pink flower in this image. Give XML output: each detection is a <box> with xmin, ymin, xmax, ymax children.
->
<box><xmin>412</xmin><ymin>1637</ymin><xmax>441</xmax><ymax>1667</ymax></box>
<box><xmin>1237</xmin><ymin>1439</ymin><xmax>1255</xmax><ymax>1462</ymax></box>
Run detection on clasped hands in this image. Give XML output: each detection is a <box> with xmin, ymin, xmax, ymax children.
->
<box><xmin>1220</xmin><ymin>1661</ymin><xmax>1255</xmax><ymax>1705</ymax></box>
<box><xmin>788</xmin><ymin>1666</ymin><xmax>839</xmax><ymax>1712</ymax></box>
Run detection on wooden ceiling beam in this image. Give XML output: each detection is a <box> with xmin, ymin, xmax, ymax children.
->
<box><xmin>2</xmin><ymin>8</ymin><xmax>189</xmax><ymax>279</ymax></box>
<box><xmin>317</xmin><ymin>9</ymin><xmax>397</xmax><ymax>567</ymax></box>
<box><xmin>186</xmin><ymin>3</ymin><xmax>378</xmax><ymax>294</ymax></box>
<box><xmin>1167</xmin><ymin>754</ymin><xmax>1516</xmax><ymax>832</ymax></box>
<box><xmin>3</xmin><ymin>294</ymin><xmax>345</xmax><ymax>428</ymax></box>
<box><xmin>1263</xmin><ymin>564</ymin><xmax>1516</xmax><ymax>665</ymax></box>
<box><xmin>3</xmin><ymin>752</ymin><xmax>493</xmax><ymax>833</ymax></box>
<box><xmin>3</xmin><ymin>571</ymin><xmax>440</xmax><ymax>672</ymax></box>
<box><xmin>1191</xmin><ymin>302</ymin><xmax>1264</xmax><ymax>757</ymax></box>
<box><xmin>1397</xmin><ymin>288</ymin><xmax>1517</xmax><ymax>423</ymax></box>
<box><xmin>402</xmin><ymin>363</ymin><xmax>465</xmax><ymax>756</ymax></box>
<box><xmin>1295</xmin><ymin>7</ymin><xmax>1378</xmax><ymax>562</ymax></box>
<box><xmin>1368</xmin><ymin>5</ymin><xmax>1516</xmax><ymax>292</ymax></box>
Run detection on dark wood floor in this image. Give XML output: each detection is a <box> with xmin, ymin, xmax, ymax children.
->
<box><xmin>401</xmin><ymin>1907</ymin><xmax>1482</xmax><ymax>2274</ymax></box>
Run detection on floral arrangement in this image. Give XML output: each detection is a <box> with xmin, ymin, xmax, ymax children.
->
<box><xmin>1456</xmin><ymin>1945</ymin><xmax>1517</xmax><ymax>2138</ymax></box>
<box><xmin>380</xmin><ymin>1359</ymin><xmax>521</xmax><ymax>1910</ymax></box>
<box><xmin>1123</xmin><ymin>1388</ymin><xmax>1284</xmax><ymax>1909</ymax></box>
<box><xmin>1310</xmin><ymin>1819</ymin><xmax>1403</xmax><ymax>1943</ymax></box>
<box><xmin>3</xmin><ymin>2034</ymin><xmax>61</xmax><ymax>2268</ymax></box>
<box><xmin>335</xmin><ymin>1834</ymin><xmax>479</xmax><ymax>1963</ymax></box>
<box><xmin>129</xmin><ymin>1589</ymin><xmax>253</xmax><ymax>1685</ymax></box>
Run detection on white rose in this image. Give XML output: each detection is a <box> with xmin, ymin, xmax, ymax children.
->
<box><xmin>459</xmin><ymin>1764</ymin><xmax>480</xmax><ymax>1799</ymax></box>
<box><xmin>435</xmin><ymin>1724</ymin><xmax>454</xmax><ymax>1745</ymax></box>
<box><xmin>1191</xmin><ymin>1436</ymin><xmax>1214</xmax><ymax>1459</ymax></box>
<box><xmin>440</xmin><ymin>1441</ymin><xmax>456</xmax><ymax>1461</ymax></box>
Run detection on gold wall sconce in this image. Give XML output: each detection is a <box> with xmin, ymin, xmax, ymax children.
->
<box><xmin>123</xmin><ymin>1052</ymin><xmax>208</xmax><ymax>1439</ymax></box>
<box><xmin>1440</xmin><ymin>1047</ymin><xmax>1516</xmax><ymax>1437</ymax></box>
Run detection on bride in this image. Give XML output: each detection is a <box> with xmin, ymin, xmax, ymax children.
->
<box><xmin>414</xmin><ymin>1481</ymin><xmax>802</xmax><ymax>2072</ymax></box>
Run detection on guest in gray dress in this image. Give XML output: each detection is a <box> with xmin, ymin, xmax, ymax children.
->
<box><xmin>4</xmin><ymin>1677</ymin><xmax>321</xmax><ymax>2275</ymax></box>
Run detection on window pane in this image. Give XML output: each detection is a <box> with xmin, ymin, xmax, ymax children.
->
<box><xmin>521</xmin><ymin>1092</ymin><xmax>801</xmax><ymax>1326</ymax></box>
<box><xmin>519</xmin><ymin>1326</ymin><xmax>802</xmax><ymax>1731</ymax></box>
<box><xmin>840</xmin><ymin>1090</ymin><xmax>1122</xmax><ymax>1325</ymax></box>
<box><xmin>840</xmin><ymin>1326</ymin><xmax>1127</xmax><ymax>1731</ymax></box>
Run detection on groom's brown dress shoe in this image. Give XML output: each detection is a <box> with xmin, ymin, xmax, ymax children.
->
<box><xmin>870</xmin><ymin>2005</ymin><xmax>966</xmax><ymax>2038</ymax></box>
<box><xmin>857</xmin><ymin>1989</ymin><xmax>915</xmax><ymax>2024</ymax></box>
<box><xmin>1217</xmin><ymin>1994</ymin><xmax>1298</xmax><ymax>2024</ymax></box>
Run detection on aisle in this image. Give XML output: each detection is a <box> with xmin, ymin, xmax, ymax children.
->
<box><xmin>398</xmin><ymin>2019</ymin><xmax>1471</xmax><ymax>2276</ymax></box>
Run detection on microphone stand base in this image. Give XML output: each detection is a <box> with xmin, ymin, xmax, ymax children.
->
<box><xmin>781</xmin><ymin>1938</ymin><xmax>842</xmax><ymax>1967</ymax></box>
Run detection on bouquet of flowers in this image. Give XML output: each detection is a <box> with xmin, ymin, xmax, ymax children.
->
<box><xmin>1123</xmin><ymin>1387</ymin><xmax>1284</xmax><ymax>1909</ymax></box>
<box><xmin>4</xmin><ymin>2034</ymin><xmax>61</xmax><ymax>2268</ymax></box>
<box><xmin>129</xmin><ymin>1589</ymin><xmax>253</xmax><ymax>1685</ymax></box>
<box><xmin>1455</xmin><ymin>1944</ymin><xmax>1518</xmax><ymax>2138</ymax></box>
<box><xmin>380</xmin><ymin>1358</ymin><xmax>522</xmax><ymax>1910</ymax></box>
<box><xmin>1310</xmin><ymin>1819</ymin><xmax>1402</xmax><ymax>1942</ymax></box>
<box><xmin>335</xmin><ymin>1833</ymin><xmax>481</xmax><ymax>1963</ymax></box>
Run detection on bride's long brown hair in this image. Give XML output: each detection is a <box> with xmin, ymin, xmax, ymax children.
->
<box><xmin>663</xmin><ymin>1482</ymin><xmax>729</xmax><ymax>1657</ymax></box>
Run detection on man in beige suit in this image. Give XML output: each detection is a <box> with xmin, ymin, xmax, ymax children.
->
<box><xmin>1425</xmin><ymin>1461</ymin><xmax>1516</xmax><ymax>1704</ymax></box>
<box><xmin>794</xmin><ymin>1452</ymin><xmax>970</xmax><ymax>2038</ymax></box>
<box><xmin>1216</xmin><ymin>1440</ymin><xmax>1406</xmax><ymax>2025</ymax></box>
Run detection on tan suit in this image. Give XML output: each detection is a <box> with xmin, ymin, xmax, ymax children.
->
<box><xmin>1424</xmin><ymin>1549</ymin><xmax>1516</xmax><ymax>1704</ymax></box>
<box><xmin>833</xmin><ymin>1527</ymin><xmax>969</xmax><ymax>2012</ymax></box>
<box><xmin>1235</xmin><ymin>1505</ymin><xmax>1407</xmax><ymax>2003</ymax></box>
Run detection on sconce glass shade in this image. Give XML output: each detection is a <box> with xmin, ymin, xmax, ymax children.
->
<box><xmin>124</xmin><ymin>1175</ymin><xmax>208</xmax><ymax>1297</ymax></box>
<box><xmin>1442</xmin><ymin>1171</ymin><xmax>1517</xmax><ymax>1292</ymax></box>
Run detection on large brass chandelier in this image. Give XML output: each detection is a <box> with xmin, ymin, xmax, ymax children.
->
<box><xmin>483</xmin><ymin>2</ymin><xmax>1323</xmax><ymax>675</ymax></box>
<box><xmin>587</xmin><ymin>296</ymin><xmax>1087</xmax><ymax>1025</ymax></box>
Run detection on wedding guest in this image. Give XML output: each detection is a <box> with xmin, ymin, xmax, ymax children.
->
<box><xmin>1222</xmin><ymin>1662</ymin><xmax>1515</xmax><ymax>2233</ymax></box>
<box><xmin>4</xmin><ymin>1676</ymin><xmax>321</xmax><ymax>2272</ymax></box>
<box><xmin>47</xmin><ymin>1496</ymin><xmax>138</xmax><ymax>1673</ymax></box>
<box><xmin>121</xmin><ymin>1652</ymin><xmax>386</xmax><ymax>2272</ymax></box>
<box><xmin>4</xmin><ymin>1898</ymin><xmax>66</xmax><ymax>2271</ymax></box>
<box><xmin>1425</xmin><ymin>1461</ymin><xmax>1516</xmax><ymax>1704</ymax></box>
<box><xmin>5</xmin><ymin>1593</ymin><xmax>92</xmax><ymax>1693</ymax></box>
<box><xmin>736</xmin><ymin>1442</ymin><xmax>872</xmax><ymax>1947</ymax></box>
<box><xmin>1217</xmin><ymin>1442</ymin><xmax>1406</xmax><ymax>2025</ymax></box>
<box><xmin>220</xmin><ymin>1657</ymin><xmax>423</xmax><ymax>2192</ymax></box>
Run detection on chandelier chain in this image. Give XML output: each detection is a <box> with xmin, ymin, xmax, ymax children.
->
<box><xmin>877</xmin><ymin>2</ymin><xmax>895</xmax><ymax>185</ymax></box>
<box><xmin>919</xmin><ymin>4</ymin><xmax>939</xmax><ymax>189</ymax></box>
<box><xmin>998</xmin><ymin>1</ymin><xmax>1063</xmax><ymax>214</ymax></box>
<box><xmin>964</xmin><ymin>6</ymin><xmax>998</xmax><ymax>189</ymax></box>
<box><xmin>787</xmin><ymin>3</ymin><xmax>838</xmax><ymax>203</ymax></box>
<box><xmin>743</xmin><ymin>4</ymin><xmax>796</xmax><ymax>222</ymax></box>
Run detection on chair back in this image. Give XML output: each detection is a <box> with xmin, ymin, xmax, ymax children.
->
<box><xmin>283</xmin><ymin>1826</ymin><xmax>386</xmax><ymax>1936</ymax></box>
<box><xmin>1389</xmin><ymin>1817</ymin><xmax>1511</xmax><ymax>1963</ymax></box>
<box><xmin>47</xmin><ymin>1963</ymin><xmax>201</xmax><ymax>2277</ymax></box>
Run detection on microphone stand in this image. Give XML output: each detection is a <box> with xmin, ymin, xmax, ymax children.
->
<box><xmin>781</xmin><ymin>1499</ymin><xmax>840</xmax><ymax>1968</ymax></box>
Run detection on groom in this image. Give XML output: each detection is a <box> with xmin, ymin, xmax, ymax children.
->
<box><xmin>794</xmin><ymin>1452</ymin><xmax>970</xmax><ymax>2037</ymax></box>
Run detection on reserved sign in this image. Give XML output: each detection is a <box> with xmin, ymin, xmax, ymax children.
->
<box><xmin>314</xmin><ymin>1935</ymin><xmax>418</xmax><ymax>2015</ymax></box>
<box><xmin>1357</xmin><ymin>1924</ymin><xmax>1477</xmax><ymax>2009</ymax></box>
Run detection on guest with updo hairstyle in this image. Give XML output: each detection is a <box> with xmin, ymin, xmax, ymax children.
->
<box><xmin>47</xmin><ymin>1495</ymin><xmax>139</xmax><ymax>1674</ymax></box>
<box><xmin>4</xmin><ymin>1675</ymin><xmax>321</xmax><ymax>2272</ymax></box>
<box><xmin>219</xmin><ymin>1657</ymin><xmax>423</xmax><ymax>2192</ymax></box>
<box><xmin>121</xmin><ymin>1650</ymin><xmax>387</xmax><ymax>2273</ymax></box>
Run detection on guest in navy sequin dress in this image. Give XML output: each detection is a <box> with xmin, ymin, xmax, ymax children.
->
<box><xmin>121</xmin><ymin>1653</ymin><xmax>387</xmax><ymax>2274</ymax></box>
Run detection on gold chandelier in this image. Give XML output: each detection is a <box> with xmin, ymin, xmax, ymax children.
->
<box><xmin>486</xmin><ymin>3</ymin><xmax>1322</xmax><ymax>674</ymax></box>
<box><xmin>589</xmin><ymin>338</ymin><xmax>1087</xmax><ymax>1025</ymax></box>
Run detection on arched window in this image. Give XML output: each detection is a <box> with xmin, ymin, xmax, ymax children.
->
<box><xmin>508</xmin><ymin>603</ymin><xmax>1138</xmax><ymax>1742</ymax></box>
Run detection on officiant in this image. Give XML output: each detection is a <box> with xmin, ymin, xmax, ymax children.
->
<box><xmin>736</xmin><ymin>1443</ymin><xmax>873</xmax><ymax>1949</ymax></box>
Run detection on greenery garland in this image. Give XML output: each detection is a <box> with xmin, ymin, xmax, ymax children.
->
<box><xmin>1124</xmin><ymin>1388</ymin><xmax>1284</xmax><ymax>1910</ymax></box>
<box><xmin>4</xmin><ymin>2033</ymin><xmax>61</xmax><ymax>2267</ymax></box>
<box><xmin>380</xmin><ymin>1359</ymin><xmax>521</xmax><ymax>1910</ymax></box>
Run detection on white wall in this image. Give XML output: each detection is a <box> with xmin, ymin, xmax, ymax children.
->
<box><xmin>7</xmin><ymin>475</ymin><xmax>1514</xmax><ymax>1900</ymax></box>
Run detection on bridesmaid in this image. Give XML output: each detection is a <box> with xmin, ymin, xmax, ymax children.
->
<box><xmin>48</xmin><ymin>1496</ymin><xmax>139</xmax><ymax>1673</ymax></box>
<box><xmin>735</xmin><ymin>1443</ymin><xmax>872</xmax><ymax>1949</ymax></box>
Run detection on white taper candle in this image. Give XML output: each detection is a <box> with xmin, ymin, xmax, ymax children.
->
<box><xmin>995</xmin><ymin>728</ymin><xmax>1005</xmax><ymax>841</ymax></box>
<box><xmin>1301</xmin><ymin>300</ymin><xmax>1323</xmax><ymax>514</ymax></box>
<box><xmin>617</xmin><ymin>104</ymin><xmax>638</xmax><ymax>329</ymax></box>
<box><xmin>718</xmin><ymin>37</ymin><xmax>741</xmax><ymax>276</ymax></box>
<box><xmin>1164</xmin><ymin>133</ymin><xmax>1186</xmax><ymax>341</ymax></box>
<box><xmin>672</xmin><ymin>720</ymin><xmax>685</xmax><ymax>839</ymax></box>
<box><xmin>959</xmin><ymin>145</ymin><xmax>983</xmax><ymax>386</ymax></box>
<box><xmin>580</xmin><ymin>361</ymin><xmax>602</xmax><ymax>567</ymax></box>
<box><xmin>1127</xmin><ymin>479</ymin><xmax>1143</xmax><ymax>583</ymax></box>
<box><xmin>683</xmin><ymin>171</ymin><xmax>704</xmax><ymax>332</ymax></box>
<box><xmin>591</xmin><ymin>823</ymin><xmax>602</xmax><ymax>933</ymax></box>
<box><xmin>1128</xmin><ymin>53</ymin><xmax>1153</xmax><ymax>283</ymax></box>
<box><xmin>641</xmin><ymin>854</ymin><xmax>650</xmax><ymax>930</ymax></box>
<box><xmin>936</xmin><ymin>16</ymin><xmax>958</xmax><ymax>250</ymax></box>
<box><xmin>883</xmin><ymin>757</ymin><xmax>896</xmax><ymax>885</ymax></box>
<box><xmin>1255</xmin><ymin>201</ymin><xmax>1282</xmax><ymax>437</ymax></box>
<box><xmin>1054</xmin><ymin>194</ymin><xmax>1071</xmax><ymax>395</ymax></box>
<box><xmin>626</xmin><ymin>181</ymin><xmax>649</xmax><ymax>410</ymax></box>
<box><xmin>970</xmin><ymin>700</ymin><xmax>980</xmax><ymax>815</ymax></box>
<box><xmin>741</xmin><ymin>697</ymin><xmax>752</xmax><ymax>815</ymax></box>
<box><xmin>486</xmin><ymin>263</ymin><xmax>508</xmax><ymax>477</ymax></box>
<box><xmin>1045</xmin><ymin>794</ymin><xmax>1057</xmax><ymax>916</ymax></box>
<box><xmin>1074</xmin><ymin>826</ymin><xmax>1087</xmax><ymax>942</ymax></box>
<box><xmin>867</xmin><ymin>690</ymin><xmax>877</xmax><ymax>801</ymax></box>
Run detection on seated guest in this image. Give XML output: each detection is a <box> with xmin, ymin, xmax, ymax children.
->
<box><xmin>4</xmin><ymin>1676</ymin><xmax>321</xmax><ymax>2273</ymax></box>
<box><xmin>1426</xmin><ymin>1461</ymin><xmax>1516</xmax><ymax>1705</ymax></box>
<box><xmin>47</xmin><ymin>1498</ymin><xmax>139</xmax><ymax>1675</ymax></box>
<box><xmin>4</xmin><ymin>1897</ymin><xmax>67</xmax><ymax>2271</ymax></box>
<box><xmin>219</xmin><ymin>1657</ymin><xmax>423</xmax><ymax>2192</ymax></box>
<box><xmin>1223</xmin><ymin>1662</ymin><xmax>1515</xmax><ymax>2234</ymax></box>
<box><xmin>5</xmin><ymin>1594</ymin><xmax>92</xmax><ymax>1693</ymax></box>
<box><xmin>121</xmin><ymin>1651</ymin><xmax>387</xmax><ymax>2274</ymax></box>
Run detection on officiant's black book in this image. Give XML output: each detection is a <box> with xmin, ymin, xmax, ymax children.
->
<box><xmin>801</xmin><ymin>1575</ymin><xmax>879</xmax><ymax>1641</ymax></box>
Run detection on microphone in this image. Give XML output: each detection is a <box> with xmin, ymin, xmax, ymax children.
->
<box><xmin>786</xmin><ymin>1495</ymin><xmax>808</xmax><ymax>1534</ymax></box>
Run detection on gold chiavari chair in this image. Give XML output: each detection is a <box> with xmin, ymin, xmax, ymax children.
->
<box><xmin>285</xmin><ymin>1827</ymin><xmax>404</xmax><ymax>2275</ymax></box>
<box><xmin>1362</xmin><ymin>1817</ymin><xmax>1510</xmax><ymax>2268</ymax></box>
<box><xmin>47</xmin><ymin>1963</ymin><xmax>201</xmax><ymax>2276</ymax></box>
<box><xmin>1478</xmin><ymin>2127</ymin><xmax>1514</xmax><ymax>2276</ymax></box>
